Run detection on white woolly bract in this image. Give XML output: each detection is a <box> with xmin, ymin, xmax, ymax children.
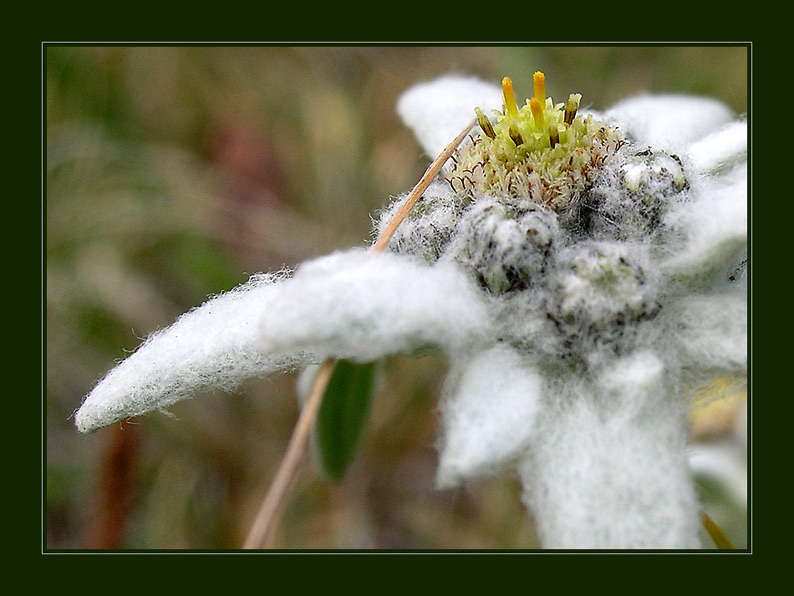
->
<box><xmin>74</xmin><ymin>272</ymin><xmax>312</xmax><ymax>434</ymax></box>
<box><xmin>662</xmin><ymin>171</ymin><xmax>746</xmax><ymax>288</ymax></box>
<box><xmin>604</xmin><ymin>94</ymin><xmax>733</xmax><ymax>149</ymax></box>
<box><xmin>664</xmin><ymin>294</ymin><xmax>747</xmax><ymax>386</ymax></box>
<box><xmin>396</xmin><ymin>75</ymin><xmax>503</xmax><ymax>160</ymax></box>
<box><xmin>520</xmin><ymin>352</ymin><xmax>702</xmax><ymax>549</ymax></box>
<box><xmin>436</xmin><ymin>345</ymin><xmax>542</xmax><ymax>488</ymax></box>
<box><xmin>258</xmin><ymin>249</ymin><xmax>491</xmax><ymax>362</ymax></box>
<box><xmin>687</xmin><ymin>120</ymin><xmax>747</xmax><ymax>175</ymax></box>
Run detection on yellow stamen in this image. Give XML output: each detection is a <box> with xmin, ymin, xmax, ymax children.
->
<box><xmin>530</xmin><ymin>97</ymin><xmax>545</xmax><ymax>130</ymax></box>
<box><xmin>502</xmin><ymin>76</ymin><xmax>518</xmax><ymax>117</ymax></box>
<box><xmin>533</xmin><ymin>71</ymin><xmax>546</xmax><ymax>107</ymax></box>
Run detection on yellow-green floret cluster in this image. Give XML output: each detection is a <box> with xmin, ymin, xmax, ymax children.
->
<box><xmin>448</xmin><ymin>73</ymin><xmax>626</xmax><ymax>211</ymax></box>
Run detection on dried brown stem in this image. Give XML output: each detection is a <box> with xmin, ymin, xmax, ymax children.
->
<box><xmin>242</xmin><ymin>358</ymin><xmax>335</xmax><ymax>549</ymax></box>
<box><xmin>242</xmin><ymin>117</ymin><xmax>476</xmax><ymax>549</ymax></box>
<box><xmin>372</xmin><ymin>118</ymin><xmax>476</xmax><ymax>253</ymax></box>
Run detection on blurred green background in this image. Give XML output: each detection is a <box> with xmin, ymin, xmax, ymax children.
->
<box><xmin>45</xmin><ymin>44</ymin><xmax>748</xmax><ymax>550</ymax></box>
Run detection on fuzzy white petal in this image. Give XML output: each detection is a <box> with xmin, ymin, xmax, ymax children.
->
<box><xmin>663</xmin><ymin>173</ymin><xmax>747</xmax><ymax>288</ymax></box>
<box><xmin>397</xmin><ymin>75</ymin><xmax>503</xmax><ymax>159</ymax></box>
<box><xmin>75</xmin><ymin>272</ymin><xmax>312</xmax><ymax>434</ymax></box>
<box><xmin>436</xmin><ymin>345</ymin><xmax>542</xmax><ymax>488</ymax></box>
<box><xmin>686</xmin><ymin>120</ymin><xmax>747</xmax><ymax>175</ymax></box>
<box><xmin>259</xmin><ymin>249</ymin><xmax>491</xmax><ymax>362</ymax></box>
<box><xmin>521</xmin><ymin>352</ymin><xmax>702</xmax><ymax>548</ymax></box>
<box><xmin>606</xmin><ymin>94</ymin><xmax>733</xmax><ymax>149</ymax></box>
<box><xmin>665</xmin><ymin>294</ymin><xmax>747</xmax><ymax>385</ymax></box>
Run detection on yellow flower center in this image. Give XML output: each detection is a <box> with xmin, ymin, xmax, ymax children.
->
<box><xmin>448</xmin><ymin>72</ymin><xmax>626</xmax><ymax>211</ymax></box>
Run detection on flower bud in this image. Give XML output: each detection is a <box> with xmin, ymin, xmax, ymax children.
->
<box><xmin>584</xmin><ymin>149</ymin><xmax>688</xmax><ymax>241</ymax></box>
<box><xmin>448</xmin><ymin>199</ymin><xmax>559</xmax><ymax>294</ymax></box>
<box><xmin>546</xmin><ymin>242</ymin><xmax>660</xmax><ymax>353</ymax></box>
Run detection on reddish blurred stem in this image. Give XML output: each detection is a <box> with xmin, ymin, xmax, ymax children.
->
<box><xmin>89</xmin><ymin>424</ymin><xmax>137</xmax><ymax>549</ymax></box>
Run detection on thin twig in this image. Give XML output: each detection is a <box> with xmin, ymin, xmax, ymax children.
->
<box><xmin>243</xmin><ymin>358</ymin><xmax>335</xmax><ymax>549</ymax></box>
<box><xmin>242</xmin><ymin>117</ymin><xmax>476</xmax><ymax>549</ymax></box>
<box><xmin>372</xmin><ymin>118</ymin><xmax>476</xmax><ymax>253</ymax></box>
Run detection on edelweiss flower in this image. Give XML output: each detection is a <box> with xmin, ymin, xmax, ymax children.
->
<box><xmin>75</xmin><ymin>72</ymin><xmax>747</xmax><ymax>550</ymax></box>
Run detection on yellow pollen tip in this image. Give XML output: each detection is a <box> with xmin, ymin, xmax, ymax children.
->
<box><xmin>530</xmin><ymin>97</ymin><xmax>545</xmax><ymax>129</ymax></box>
<box><xmin>533</xmin><ymin>71</ymin><xmax>546</xmax><ymax>106</ymax></box>
<box><xmin>502</xmin><ymin>77</ymin><xmax>518</xmax><ymax>117</ymax></box>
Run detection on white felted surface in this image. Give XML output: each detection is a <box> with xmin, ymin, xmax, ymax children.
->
<box><xmin>605</xmin><ymin>94</ymin><xmax>733</xmax><ymax>150</ymax></box>
<box><xmin>664</xmin><ymin>293</ymin><xmax>747</xmax><ymax>386</ymax></box>
<box><xmin>396</xmin><ymin>75</ymin><xmax>503</xmax><ymax>159</ymax></box>
<box><xmin>520</xmin><ymin>353</ymin><xmax>702</xmax><ymax>549</ymax></box>
<box><xmin>259</xmin><ymin>249</ymin><xmax>491</xmax><ymax>362</ymax></box>
<box><xmin>75</xmin><ymin>272</ymin><xmax>312</xmax><ymax>433</ymax></box>
<box><xmin>686</xmin><ymin>120</ymin><xmax>747</xmax><ymax>175</ymax></box>
<box><xmin>662</xmin><ymin>171</ymin><xmax>747</xmax><ymax>287</ymax></box>
<box><xmin>436</xmin><ymin>345</ymin><xmax>542</xmax><ymax>488</ymax></box>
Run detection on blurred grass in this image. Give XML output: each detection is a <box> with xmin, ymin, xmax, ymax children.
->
<box><xmin>45</xmin><ymin>44</ymin><xmax>748</xmax><ymax>550</ymax></box>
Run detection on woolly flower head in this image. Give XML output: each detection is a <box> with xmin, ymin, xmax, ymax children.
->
<box><xmin>75</xmin><ymin>72</ymin><xmax>747</xmax><ymax>550</ymax></box>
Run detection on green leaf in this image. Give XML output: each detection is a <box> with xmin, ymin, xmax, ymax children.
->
<box><xmin>314</xmin><ymin>360</ymin><xmax>378</xmax><ymax>483</ymax></box>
